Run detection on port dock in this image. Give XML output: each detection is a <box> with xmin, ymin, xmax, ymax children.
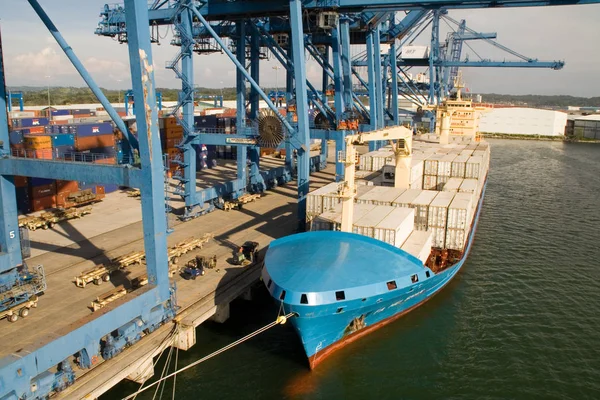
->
<box><xmin>0</xmin><ymin>157</ymin><xmax>334</xmax><ymax>399</ymax></box>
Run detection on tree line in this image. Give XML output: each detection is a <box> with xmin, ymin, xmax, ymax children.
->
<box><xmin>7</xmin><ymin>86</ymin><xmax>600</xmax><ymax>108</ymax></box>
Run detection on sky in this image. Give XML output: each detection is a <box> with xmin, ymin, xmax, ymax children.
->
<box><xmin>1</xmin><ymin>1</ymin><xmax>599</xmax><ymax>97</ymax></box>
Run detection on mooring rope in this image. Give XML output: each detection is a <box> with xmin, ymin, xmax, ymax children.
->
<box><xmin>122</xmin><ymin>313</ymin><xmax>295</xmax><ymax>400</ymax></box>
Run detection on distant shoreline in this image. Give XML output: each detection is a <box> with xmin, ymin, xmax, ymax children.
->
<box><xmin>481</xmin><ymin>133</ymin><xmax>600</xmax><ymax>144</ymax></box>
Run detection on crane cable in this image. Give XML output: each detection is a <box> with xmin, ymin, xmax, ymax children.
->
<box><xmin>121</xmin><ymin>312</ymin><xmax>295</xmax><ymax>400</ymax></box>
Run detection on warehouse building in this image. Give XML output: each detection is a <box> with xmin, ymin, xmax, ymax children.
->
<box><xmin>479</xmin><ymin>107</ymin><xmax>568</xmax><ymax>136</ymax></box>
<box><xmin>565</xmin><ymin>114</ymin><xmax>600</xmax><ymax>140</ymax></box>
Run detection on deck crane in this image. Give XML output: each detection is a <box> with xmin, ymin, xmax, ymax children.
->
<box><xmin>337</xmin><ymin>125</ymin><xmax>413</xmax><ymax>232</ymax></box>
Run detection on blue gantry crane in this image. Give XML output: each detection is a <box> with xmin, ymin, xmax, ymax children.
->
<box><xmin>1</xmin><ymin>0</ymin><xmax>599</xmax><ymax>398</ymax></box>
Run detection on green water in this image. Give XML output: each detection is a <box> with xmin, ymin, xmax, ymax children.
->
<box><xmin>104</xmin><ymin>139</ymin><xmax>600</xmax><ymax>400</ymax></box>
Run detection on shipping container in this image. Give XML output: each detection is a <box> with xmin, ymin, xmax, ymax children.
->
<box><xmin>55</xmin><ymin>180</ymin><xmax>79</xmax><ymax>194</ymax></box>
<box><xmin>423</xmin><ymin>175</ymin><xmax>437</xmax><ymax>190</ymax></box>
<box><xmin>8</xmin><ymin>131</ymin><xmax>24</xmax><ymax>145</ymax></box>
<box><xmin>16</xmin><ymin>187</ymin><xmax>30</xmax><ymax>214</ymax></box>
<box><xmin>447</xmin><ymin>192</ymin><xmax>473</xmax><ymax>230</ymax></box>
<box><xmin>54</xmin><ymin>145</ymin><xmax>75</xmax><ymax>158</ymax></box>
<box><xmin>459</xmin><ymin>179</ymin><xmax>478</xmax><ymax>195</ymax></box>
<box><xmin>373</xmin><ymin>207</ymin><xmax>415</xmax><ymax>247</ymax></box>
<box><xmin>409</xmin><ymin>176</ymin><xmax>423</xmax><ymax>190</ymax></box>
<box><xmin>31</xmin><ymin>177</ymin><xmax>55</xmax><ymax>187</ymax></box>
<box><xmin>67</xmin><ymin>122</ymin><xmax>114</xmax><ymax>137</ymax></box>
<box><xmin>32</xmin><ymin>196</ymin><xmax>56</xmax><ymax>212</ymax></box>
<box><xmin>50</xmin><ymin>134</ymin><xmax>75</xmax><ymax>147</ymax></box>
<box><xmin>311</xmin><ymin>203</ymin><xmax>375</xmax><ymax>231</ymax></box>
<box><xmin>353</xmin><ymin>205</ymin><xmax>395</xmax><ymax>237</ymax></box>
<box><xmin>442</xmin><ymin>177</ymin><xmax>463</xmax><ymax>193</ymax></box>
<box><xmin>428</xmin><ymin>191</ymin><xmax>455</xmax><ymax>228</ymax></box>
<box><xmin>410</xmin><ymin>190</ymin><xmax>439</xmax><ymax>231</ymax></box>
<box><xmin>392</xmin><ymin>188</ymin><xmax>422</xmax><ymax>208</ymax></box>
<box><xmin>12</xmin><ymin>118</ymin><xmax>49</xmax><ymax>128</ymax></box>
<box><xmin>75</xmin><ymin>134</ymin><xmax>115</xmax><ymax>151</ymax></box>
<box><xmin>30</xmin><ymin>182</ymin><xmax>56</xmax><ymax>199</ymax></box>
<box><xmin>451</xmin><ymin>154</ymin><xmax>469</xmax><ymax>178</ymax></box>
<box><xmin>355</xmin><ymin>186</ymin><xmax>402</xmax><ymax>206</ymax></box>
<box><xmin>400</xmin><ymin>230</ymin><xmax>433</xmax><ymax>264</ymax></box>
<box><xmin>23</xmin><ymin>135</ymin><xmax>52</xmax><ymax>149</ymax></box>
<box><xmin>465</xmin><ymin>156</ymin><xmax>483</xmax><ymax>179</ymax></box>
<box><xmin>437</xmin><ymin>154</ymin><xmax>456</xmax><ymax>177</ymax></box>
<box><xmin>51</xmin><ymin>109</ymin><xmax>71</xmax><ymax>116</ymax></box>
<box><xmin>445</xmin><ymin>228</ymin><xmax>467</xmax><ymax>251</ymax></box>
<box><xmin>431</xmin><ymin>226</ymin><xmax>446</xmax><ymax>248</ymax></box>
<box><xmin>424</xmin><ymin>154</ymin><xmax>443</xmax><ymax>175</ymax></box>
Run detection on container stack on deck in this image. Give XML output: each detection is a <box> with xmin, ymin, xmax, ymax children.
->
<box><xmin>307</xmin><ymin>137</ymin><xmax>490</xmax><ymax>262</ymax></box>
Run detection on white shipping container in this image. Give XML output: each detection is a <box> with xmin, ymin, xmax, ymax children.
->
<box><xmin>424</xmin><ymin>154</ymin><xmax>443</xmax><ymax>175</ymax></box>
<box><xmin>355</xmin><ymin>170</ymin><xmax>381</xmax><ymax>181</ymax></box>
<box><xmin>356</xmin><ymin>186</ymin><xmax>390</xmax><ymax>205</ymax></box>
<box><xmin>459</xmin><ymin>179</ymin><xmax>478</xmax><ymax>194</ymax></box>
<box><xmin>465</xmin><ymin>156</ymin><xmax>483</xmax><ymax>179</ymax></box>
<box><xmin>447</xmin><ymin>192</ymin><xmax>473</xmax><ymax>230</ymax></box>
<box><xmin>411</xmin><ymin>190</ymin><xmax>438</xmax><ymax>231</ymax></box>
<box><xmin>431</xmin><ymin>226</ymin><xmax>446</xmax><ymax>248</ymax></box>
<box><xmin>443</xmin><ymin>177</ymin><xmax>464</xmax><ymax>193</ymax></box>
<box><xmin>428</xmin><ymin>191</ymin><xmax>455</xmax><ymax>228</ymax></box>
<box><xmin>409</xmin><ymin>176</ymin><xmax>423</xmax><ymax>190</ymax></box>
<box><xmin>451</xmin><ymin>154</ymin><xmax>469</xmax><ymax>178</ymax></box>
<box><xmin>392</xmin><ymin>188</ymin><xmax>422</xmax><ymax>208</ymax></box>
<box><xmin>373</xmin><ymin>207</ymin><xmax>415</xmax><ymax>247</ymax></box>
<box><xmin>446</xmin><ymin>228</ymin><xmax>467</xmax><ymax>251</ymax></box>
<box><xmin>401</xmin><ymin>230</ymin><xmax>433</xmax><ymax>264</ymax></box>
<box><xmin>423</xmin><ymin>175</ymin><xmax>438</xmax><ymax>190</ymax></box>
<box><xmin>459</xmin><ymin>149</ymin><xmax>474</xmax><ymax>157</ymax></box>
<box><xmin>437</xmin><ymin>154</ymin><xmax>457</xmax><ymax>177</ymax></box>
<box><xmin>353</xmin><ymin>205</ymin><xmax>396</xmax><ymax>237</ymax></box>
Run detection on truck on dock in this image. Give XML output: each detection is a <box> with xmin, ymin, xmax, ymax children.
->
<box><xmin>0</xmin><ymin>264</ymin><xmax>46</xmax><ymax>323</ymax></box>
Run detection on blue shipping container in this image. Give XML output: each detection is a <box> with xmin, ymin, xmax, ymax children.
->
<box><xmin>68</xmin><ymin>122</ymin><xmax>114</xmax><ymax>137</ymax></box>
<box><xmin>51</xmin><ymin>110</ymin><xmax>70</xmax><ymax>116</ymax></box>
<box><xmin>104</xmin><ymin>184</ymin><xmax>119</xmax><ymax>193</ymax></box>
<box><xmin>16</xmin><ymin>187</ymin><xmax>30</xmax><ymax>214</ymax></box>
<box><xmin>54</xmin><ymin>145</ymin><xmax>75</xmax><ymax>158</ymax></box>
<box><xmin>88</xmin><ymin>146</ymin><xmax>117</xmax><ymax>156</ymax></box>
<box><xmin>14</xmin><ymin>118</ymin><xmax>50</xmax><ymax>128</ymax></box>
<box><xmin>50</xmin><ymin>134</ymin><xmax>75</xmax><ymax>147</ymax></box>
<box><xmin>193</xmin><ymin>115</ymin><xmax>218</xmax><ymax>129</ymax></box>
<box><xmin>9</xmin><ymin>131</ymin><xmax>24</xmax><ymax>145</ymax></box>
<box><xmin>31</xmin><ymin>177</ymin><xmax>55</xmax><ymax>187</ymax></box>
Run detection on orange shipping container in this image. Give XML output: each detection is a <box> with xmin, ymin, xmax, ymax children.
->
<box><xmin>27</xmin><ymin>126</ymin><xmax>46</xmax><ymax>134</ymax></box>
<box><xmin>13</xmin><ymin>176</ymin><xmax>28</xmax><ymax>188</ymax></box>
<box><xmin>95</xmin><ymin>186</ymin><xmax>106</xmax><ymax>199</ymax></box>
<box><xmin>56</xmin><ymin>180</ymin><xmax>79</xmax><ymax>194</ymax></box>
<box><xmin>30</xmin><ymin>149</ymin><xmax>54</xmax><ymax>159</ymax></box>
<box><xmin>30</xmin><ymin>183</ymin><xmax>56</xmax><ymax>199</ymax></box>
<box><xmin>93</xmin><ymin>157</ymin><xmax>117</xmax><ymax>165</ymax></box>
<box><xmin>164</xmin><ymin>117</ymin><xmax>178</xmax><ymax>127</ymax></box>
<box><xmin>75</xmin><ymin>134</ymin><xmax>115</xmax><ymax>151</ymax></box>
<box><xmin>23</xmin><ymin>135</ymin><xmax>52</xmax><ymax>149</ymax></box>
<box><xmin>32</xmin><ymin>196</ymin><xmax>57</xmax><ymax>212</ymax></box>
<box><xmin>165</xmin><ymin>129</ymin><xmax>183</xmax><ymax>139</ymax></box>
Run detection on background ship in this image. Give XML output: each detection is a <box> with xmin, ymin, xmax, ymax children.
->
<box><xmin>262</xmin><ymin>88</ymin><xmax>490</xmax><ymax>368</ymax></box>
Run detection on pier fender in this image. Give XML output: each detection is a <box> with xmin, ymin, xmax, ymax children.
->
<box><xmin>174</xmin><ymin>324</ymin><xmax>196</xmax><ymax>351</ymax></box>
<box><xmin>126</xmin><ymin>358</ymin><xmax>155</xmax><ymax>384</ymax></box>
<box><xmin>209</xmin><ymin>303</ymin><xmax>230</xmax><ymax>324</ymax></box>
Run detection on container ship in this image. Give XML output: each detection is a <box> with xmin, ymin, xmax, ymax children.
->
<box><xmin>262</xmin><ymin>89</ymin><xmax>490</xmax><ymax>369</ymax></box>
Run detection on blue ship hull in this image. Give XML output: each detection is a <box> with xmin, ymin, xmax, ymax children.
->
<box><xmin>263</xmin><ymin>178</ymin><xmax>487</xmax><ymax>369</ymax></box>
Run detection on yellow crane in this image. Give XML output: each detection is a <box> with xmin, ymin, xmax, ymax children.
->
<box><xmin>337</xmin><ymin>126</ymin><xmax>414</xmax><ymax>233</ymax></box>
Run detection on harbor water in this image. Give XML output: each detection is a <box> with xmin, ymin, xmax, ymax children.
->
<box><xmin>104</xmin><ymin>139</ymin><xmax>600</xmax><ymax>400</ymax></box>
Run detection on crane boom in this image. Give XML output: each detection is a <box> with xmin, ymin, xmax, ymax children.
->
<box><xmin>339</xmin><ymin>126</ymin><xmax>414</xmax><ymax>233</ymax></box>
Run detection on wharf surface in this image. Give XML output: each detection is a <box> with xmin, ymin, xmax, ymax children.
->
<box><xmin>1</xmin><ymin>155</ymin><xmax>335</xmax><ymax>399</ymax></box>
